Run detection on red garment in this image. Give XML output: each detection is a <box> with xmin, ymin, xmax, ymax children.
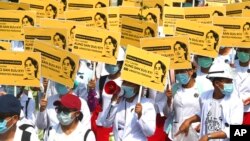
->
<box><xmin>147</xmin><ymin>114</ymin><xmax>171</xmax><ymax>141</ymax></box>
<box><xmin>243</xmin><ymin>112</ymin><xmax>250</xmax><ymax>125</ymax></box>
<box><xmin>91</xmin><ymin>104</ymin><xmax>112</xmax><ymax>141</ymax></box>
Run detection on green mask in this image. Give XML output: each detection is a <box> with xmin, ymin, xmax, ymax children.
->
<box><xmin>237</xmin><ymin>51</ymin><xmax>250</xmax><ymax>63</ymax></box>
<box><xmin>198</xmin><ymin>57</ymin><xmax>213</xmax><ymax>68</ymax></box>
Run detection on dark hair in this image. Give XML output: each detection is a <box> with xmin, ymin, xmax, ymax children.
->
<box><xmin>105</xmin><ymin>36</ymin><xmax>117</xmax><ymax>56</ymax></box>
<box><xmin>146</xmin><ymin>12</ymin><xmax>157</xmax><ymax>23</ymax></box>
<box><xmin>46</xmin><ymin>4</ymin><xmax>57</xmax><ymax>19</ymax></box>
<box><xmin>243</xmin><ymin>22</ymin><xmax>250</xmax><ymax>31</ymax></box>
<box><xmin>174</xmin><ymin>41</ymin><xmax>188</xmax><ymax>60</ymax></box>
<box><xmin>94</xmin><ymin>12</ymin><xmax>107</xmax><ymax>29</ymax></box>
<box><xmin>70</xmin><ymin>26</ymin><xmax>76</xmax><ymax>35</ymax></box>
<box><xmin>145</xmin><ymin>26</ymin><xmax>155</xmax><ymax>37</ymax></box>
<box><xmin>63</xmin><ymin>56</ymin><xmax>76</xmax><ymax>78</ymax></box>
<box><xmin>0</xmin><ymin>46</ymin><xmax>6</xmax><ymax>50</ymax></box>
<box><xmin>206</xmin><ymin>30</ymin><xmax>219</xmax><ymax>49</ymax></box>
<box><xmin>245</xmin><ymin>6</ymin><xmax>250</xmax><ymax>9</ymax></box>
<box><xmin>155</xmin><ymin>4</ymin><xmax>163</xmax><ymax>20</ymax></box>
<box><xmin>25</xmin><ymin>57</ymin><xmax>39</xmax><ymax>77</ymax></box>
<box><xmin>95</xmin><ymin>2</ymin><xmax>106</xmax><ymax>8</ymax></box>
<box><xmin>60</xmin><ymin>0</ymin><xmax>67</xmax><ymax>11</ymax></box>
<box><xmin>212</xmin><ymin>10</ymin><xmax>224</xmax><ymax>16</ymax></box>
<box><xmin>54</xmin><ymin>32</ymin><xmax>66</xmax><ymax>49</ymax></box>
<box><xmin>154</xmin><ymin>60</ymin><xmax>166</xmax><ymax>82</ymax></box>
<box><xmin>22</xmin><ymin>15</ymin><xmax>34</xmax><ymax>26</ymax></box>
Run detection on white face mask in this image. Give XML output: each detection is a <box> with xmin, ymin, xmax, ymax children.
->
<box><xmin>56</xmin><ymin>112</ymin><xmax>75</xmax><ymax>126</ymax></box>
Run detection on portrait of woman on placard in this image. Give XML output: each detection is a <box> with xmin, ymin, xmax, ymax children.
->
<box><xmin>94</xmin><ymin>12</ymin><xmax>107</xmax><ymax>29</ymax></box>
<box><xmin>212</xmin><ymin>10</ymin><xmax>224</xmax><ymax>16</ymax></box>
<box><xmin>53</xmin><ymin>32</ymin><xmax>66</xmax><ymax>50</ymax></box>
<box><xmin>151</xmin><ymin>60</ymin><xmax>166</xmax><ymax>85</ymax></box>
<box><xmin>95</xmin><ymin>2</ymin><xmax>106</xmax><ymax>8</ymax></box>
<box><xmin>242</xmin><ymin>22</ymin><xmax>250</xmax><ymax>42</ymax></box>
<box><xmin>24</xmin><ymin>57</ymin><xmax>39</xmax><ymax>80</ymax></box>
<box><xmin>146</xmin><ymin>12</ymin><xmax>157</xmax><ymax>24</ymax></box>
<box><xmin>0</xmin><ymin>46</ymin><xmax>6</xmax><ymax>50</ymax></box>
<box><xmin>204</xmin><ymin>30</ymin><xmax>219</xmax><ymax>51</ymax></box>
<box><xmin>174</xmin><ymin>41</ymin><xmax>188</xmax><ymax>63</ymax></box>
<box><xmin>22</xmin><ymin>15</ymin><xmax>34</xmax><ymax>27</ymax></box>
<box><xmin>144</xmin><ymin>26</ymin><xmax>155</xmax><ymax>37</ymax></box>
<box><xmin>45</xmin><ymin>4</ymin><xmax>57</xmax><ymax>19</ymax></box>
<box><xmin>58</xmin><ymin>0</ymin><xmax>67</xmax><ymax>14</ymax></box>
<box><xmin>59</xmin><ymin>56</ymin><xmax>76</xmax><ymax>80</ymax></box>
<box><xmin>102</xmin><ymin>36</ymin><xmax>117</xmax><ymax>58</ymax></box>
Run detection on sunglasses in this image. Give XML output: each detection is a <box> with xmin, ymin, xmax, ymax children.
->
<box><xmin>55</xmin><ymin>106</ymin><xmax>76</xmax><ymax>114</ymax></box>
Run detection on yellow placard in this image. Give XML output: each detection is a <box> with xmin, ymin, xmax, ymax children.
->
<box><xmin>0</xmin><ymin>51</ymin><xmax>41</xmax><ymax>87</ymax></box>
<box><xmin>205</xmin><ymin>0</ymin><xmax>230</xmax><ymax>6</ymax></box>
<box><xmin>185</xmin><ymin>6</ymin><xmax>226</xmax><ymax>25</ymax></box>
<box><xmin>141</xmin><ymin>8</ymin><xmax>160</xmax><ymax>25</ymax></box>
<box><xmin>0</xmin><ymin>1</ymin><xmax>30</xmax><ymax>10</ymax></box>
<box><xmin>140</xmin><ymin>36</ymin><xmax>192</xmax><ymax>69</ymax></box>
<box><xmin>62</xmin><ymin>8</ymin><xmax>109</xmax><ymax>29</ymax></box>
<box><xmin>163</xmin><ymin>7</ymin><xmax>185</xmax><ymax>35</ymax></box>
<box><xmin>121</xmin><ymin>45</ymin><xmax>170</xmax><ymax>92</ymax></box>
<box><xmin>0</xmin><ymin>42</ymin><xmax>11</xmax><ymax>51</ymax></box>
<box><xmin>213</xmin><ymin>16</ymin><xmax>250</xmax><ymax>48</ymax></box>
<box><xmin>119</xmin><ymin>6</ymin><xmax>141</xmax><ymax>20</ymax></box>
<box><xmin>0</xmin><ymin>10</ymin><xmax>36</xmax><ymax>40</ymax></box>
<box><xmin>121</xmin><ymin>17</ymin><xmax>158</xmax><ymax>47</ymax></box>
<box><xmin>175</xmin><ymin>20</ymin><xmax>223</xmax><ymax>58</ymax></box>
<box><xmin>73</xmin><ymin>27</ymin><xmax>121</xmax><ymax>65</ymax></box>
<box><xmin>39</xmin><ymin>18</ymin><xmax>85</xmax><ymax>51</ymax></box>
<box><xmin>242</xmin><ymin>9</ymin><xmax>250</xmax><ymax>17</ymax></box>
<box><xmin>108</xmin><ymin>7</ymin><xmax>120</xmax><ymax>32</ymax></box>
<box><xmin>23</xmin><ymin>27</ymin><xmax>68</xmax><ymax>51</ymax></box>
<box><xmin>67</xmin><ymin>0</ymin><xmax>109</xmax><ymax>10</ymax></box>
<box><xmin>33</xmin><ymin>40</ymin><xmax>79</xmax><ymax>88</ymax></box>
<box><xmin>122</xmin><ymin>0</ymin><xmax>142</xmax><ymax>7</ymax></box>
<box><xmin>226</xmin><ymin>1</ymin><xmax>250</xmax><ymax>17</ymax></box>
<box><xmin>19</xmin><ymin>0</ymin><xmax>60</xmax><ymax>20</ymax></box>
<box><xmin>143</xmin><ymin>0</ymin><xmax>165</xmax><ymax>26</ymax></box>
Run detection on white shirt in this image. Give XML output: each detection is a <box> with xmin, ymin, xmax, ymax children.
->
<box><xmin>196</xmin><ymin>67</ymin><xmax>214</xmax><ymax>93</ymax></box>
<box><xmin>213</xmin><ymin>49</ymin><xmax>236</xmax><ymax>65</ymax></box>
<box><xmin>13</xmin><ymin>121</ymin><xmax>39</xmax><ymax>141</ymax></box>
<box><xmin>234</xmin><ymin>60</ymin><xmax>250</xmax><ymax>112</ymax></box>
<box><xmin>45</xmin><ymin>122</ymin><xmax>96</xmax><ymax>141</ymax></box>
<box><xmin>20</xmin><ymin>94</ymin><xmax>36</xmax><ymax>125</ymax></box>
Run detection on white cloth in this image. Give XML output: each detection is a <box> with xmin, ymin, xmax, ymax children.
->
<box><xmin>20</xmin><ymin>94</ymin><xmax>36</xmax><ymax>125</ymax></box>
<box><xmin>213</xmin><ymin>49</ymin><xmax>236</xmax><ymax>65</ymax></box>
<box><xmin>103</xmin><ymin>96</ymin><xmax>156</xmax><ymax>141</ymax></box>
<box><xmin>96</xmin><ymin>77</ymin><xmax>123</xmax><ymax>126</ymax></box>
<box><xmin>148</xmin><ymin>89</ymin><xmax>167</xmax><ymax>116</ymax></box>
<box><xmin>45</xmin><ymin>122</ymin><xmax>96</xmax><ymax>141</ymax></box>
<box><xmin>198</xmin><ymin>90</ymin><xmax>243</xmax><ymax>141</ymax></box>
<box><xmin>196</xmin><ymin>67</ymin><xmax>214</xmax><ymax>93</ymax></box>
<box><xmin>234</xmin><ymin>60</ymin><xmax>250</xmax><ymax>112</ymax></box>
<box><xmin>36</xmin><ymin>94</ymin><xmax>91</xmax><ymax>130</ymax></box>
<box><xmin>13</xmin><ymin>121</ymin><xmax>39</xmax><ymax>141</ymax></box>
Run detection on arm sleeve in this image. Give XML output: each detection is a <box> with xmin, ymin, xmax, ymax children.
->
<box><xmin>36</xmin><ymin>110</ymin><xmax>49</xmax><ymax>129</ymax></box>
<box><xmin>137</xmin><ymin>101</ymin><xmax>156</xmax><ymax>137</ymax></box>
<box><xmin>27</xmin><ymin>99</ymin><xmax>36</xmax><ymax>125</ymax></box>
<box><xmin>102</xmin><ymin>103</ymin><xmax>119</xmax><ymax>128</ymax></box>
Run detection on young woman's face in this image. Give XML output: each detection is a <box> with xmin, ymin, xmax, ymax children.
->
<box><xmin>95</xmin><ymin>14</ymin><xmax>105</xmax><ymax>28</ymax></box>
<box><xmin>62</xmin><ymin>59</ymin><xmax>73</xmax><ymax>76</ymax></box>
<box><xmin>154</xmin><ymin>63</ymin><xmax>164</xmax><ymax>80</ymax></box>
<box><xmin>54</xmin><ymin>35</ymin><xmax>65</xmax><ymax>49</ymax></box>
<box><xmin>104</xmin><ymin>38</ymin><xmax>114</xmax><ymax>56</ymax></box>
<box><xmin>146</xmin><ymin>15</ymin><xmax>155</xmax><ymax>23</ymax></box>
<box><xmin>58</xmin><ymin>1</ymin><xmax>66</xmax><ymax>14</ymax></box>
<box><xmin>45</xmin><ymin>6</ymin><xmax>56</xmax><ymax>18</ymax></box>
<box><xmin>174</xmin><ymin>44</ymin><xmax>185</xmax><ymax>58</ymax></box>
<box><xmin>25</xmin><ymin>60</ymin><xmax>36</xmax><ymax>75</ymax></box>
<box><xmin>144</xmin><ymin>29</ymin><xmax>153</xmax><ymax>37</ymax></box>
<box><xmin>243</xmin><ymin>24</ymin><xmax>250</xmax><ymax>41</ymax></box>
<box><xmin>206</xmin><ymin>32</ymin><xmax>216</xmax><ymax>50</ymax></box>
<box><xmin>22</xmin><ymin>18</ymin><xmax>32</xmax><ymax>27</ymax></box>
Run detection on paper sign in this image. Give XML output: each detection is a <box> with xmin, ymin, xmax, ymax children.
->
<box><xmin>0</xmin><ymin>51</ymin><xmax>41</xmax><ymax>87</ymax></box>
<box><xmin>185</xmin><ymin>6</ymin><xmax>226</xmax><ymax>25</ymax></box>
<box><xmin>73</xmin><ymin>27</ymin><xmax>121</xmax><ymax>65</ymax></box>
<box><xmin>119</xmin><ymin>6</ymin><xmax>141</xmax><ymax>20</ymax></box>
<box><xmin>140</xmin><ymin>36</ymin><xmax>192</xmax><ymax>69</ymax></box>
<box><xmin>205</xmin><ymin>0</ymin><xmax>230</xmax><ymax>6</ymax></box>
<box><xmin>213</xmin><ymin>16</ymin><xmax>250</xmax><ymax>48</ymax></box>
<box><xmin>143</xmin><ymin>0</ymin><xmax>165</xmax><ymax>25</ymax></box>
<box><xmin>0</xmin><ymin>1</ymin><xmax>30</xmax><ymax>10</ymax></box>
<box><xmin>0</xmin><ymin>42</ymin><xmax>11</xmax><ymax>51</ymax></box>
<box><xmin>242</xmin><ymin>9</ymin><xmax>250</xmax><ymax>17</ymax></box>
<box><xmin>122</xmin><ymin>0</ymin><xmax>142</xmax><ymax>7</ymax></box>
<box><xmin>108</xmin><ymin>7</ymin><xmax>120</xmax><ymax>32</ymax></box>
<box><xmin>39</xmin><ymin>18</ymin><xmax>85</xmax><ymax>51</ymax></box>
<box><xmin>121</xmin><ymin>17</ymin><xmax>158</xmax><ymax>47</ymax></box>
<box><xmin>23</xmin><ymin>27</ymin><xmax>68</xmax><ymax>51</ymax></box>
<box><xmin>163</xmin><ymin>7</ymin><xmax>185</xmax><ymax>35</ymax></box>
<box><xmin>121</xmin><ymin>45</ymin><xmax>170</xmax><ymax>92</ymax></box>
<box><xmin>62</xmin><ymin>8</ymin><xmax>109</xmax><ymax>29</ymax></box>
<box><xmin>67</xmin><ymin>0</ymin><xmax>109</xmax><ymax>10</ymax></box>
<box><xmin>226</xmin><ymin>1</ymin><xmax>250</xmax><ymax>17</ymax></box>
<box><xmin>141</xmin><ymin>8</ymin><xmax>160</xmax><ymax>25</ymax></box>
<box><xmin>0</xmin><ymin>10</ymin><xmax>36</xmax><ymax>40</ymax></box>
<box><xmin>175</xmin><ymin>20</ymin><xmax>223</xmax><ymax>58</ymax></box>
<box><xmin>33</xmin><ymin>40</ymin><xmax>79</xmax><ymax>88</ymax></box>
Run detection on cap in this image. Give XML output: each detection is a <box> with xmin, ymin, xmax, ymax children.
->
<box><xmin>54</xmin><ymin>93</ymin><xmax>81</xmax><ymax>111</ymax></box>
<box><xmin>206</xmin><ymin>62</ymin><xmax>233</xmax><ymax>79</ymax></box>
<box><xmin>0</xmin><ymin>94</ymin><xmax>21</xmax><ymax>115</ymax></box>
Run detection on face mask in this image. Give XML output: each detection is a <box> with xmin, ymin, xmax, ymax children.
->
<box><xmin>176</xmin><ymin>73</ymin><xmax>190</xmax><ymax>85</ymax></box>
<box><xmin>55</xmin><ymin>83</ymin><xmax>68</xmax><ymax>95</ymax></box>
<box><xmin>237</xmin><ymin>51</ymin><xmax>250</xmax><ymax>63</ymax></box>
<box><xmin>198</xmin><ymin>57</ymin><xmax>213</xmax><ymax>68</ymax></box>
<box><xmin>0</xmin><ymin>117</ymin><xmax>13</xmax><ymax>134</ymax></box>
<box><xmin>105</xmin><ymin>64</ymin><xmax>119</xmax><ymax>75</ymax></box>
<box><xmin>57</xmin><ymin>112</ymin><xmax>75</xmax><ymax>126</ymax></box>
<box><xmin>122</xmin><ymin>86</ymin><xmax>136</xmax><ymax>99</ymax></box>
<box><xmin>219</xmin><ymin>83</ymin><xmax>234</xmax><ymax>96</ymax></box>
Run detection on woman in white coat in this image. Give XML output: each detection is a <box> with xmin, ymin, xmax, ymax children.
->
<box><xmin>103</xmin><ymin>81</ymin><xmax>156</xmax><ymax>141</ymax></box>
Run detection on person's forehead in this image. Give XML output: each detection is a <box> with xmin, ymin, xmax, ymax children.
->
<box><xmin>105</xmin><ymin>38</ymin><xmax>111</xmax><ymax>42</ymax></box>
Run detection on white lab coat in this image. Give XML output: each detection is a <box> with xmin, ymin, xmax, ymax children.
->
<box><xmin>196</xmin><ymin>67</ymin><xmax>214</xmax><ymax>93</ymax></box>
<box><xmin>20</xmin><ymin>94</ymin><xmax>36</xmax><ymax>125</ymax></box>
<box><xmin>36</xmin><ymin>94</ymin><xmax>91</xmax><ymax>130</ymax></box>
<box><xmin>197</xmin><ymin>89</ymin><xmax>243</xmax><ymax>140</ymax></box>
<box><xmin>103</xmin><ymin>96</ymin><xmax>156</xmax><ymax>141</ymax></box>
<box><xmin>234</xmin><ymin>60</ymin><xmax>250</xmax><ymax>112</ymax></box>
<box><xmin>148</xmin><ymin>89</ymin><xmax>168</xmax><ymax>117</ymax></box>
<box><xmin>13</xmin><ymin>121</ymin><xmax>39</xmax><ymax>141</ymax></box>
<box><xmin>213</xmin><ymin>48</ymin><xmax>236</xmax><ymax>65</ymax></box>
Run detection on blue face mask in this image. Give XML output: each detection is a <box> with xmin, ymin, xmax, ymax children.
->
<box><xmin>198</xmin><ymin>57</ymin><xmax>213</xmax><ymax>68</ymax></box>
<box><xmin>57</xmin><ymin>112</ymin><xmax>75</xmax><ymax>126</ymax></box>
<box><xmin>237</xmin><ymin>51</ymin><xmax>250</xmax><ymax>63</ymax></box>
<box><xmin>122</xmin><ymin>86</ymin><xmax>136</xmax><ymax>99</ymax></box>
<box><xmin>220</xmin><ymin>83</ymin><xmax>234</xmax><ymax>96</ymax></box>
<box><xmin>0</xmin><ymin>117</ymin><xmax>13</xmax><ymax>134</ymax></box>
<box><xmin>176</xmin><ymin>73</ymin><xmax>190</xmax><ymax>85</ymax></box>
<box><xmin>105</xmin><ymin>64</ymin><xmax>119</xmax><ymax>75</ymax></box>
<box><xmin>55</xmin><ymin>83</ymin><xmax>69</xmax><ymax>95</ymax></box>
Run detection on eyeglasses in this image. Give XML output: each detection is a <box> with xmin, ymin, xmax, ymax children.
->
<box><xmin>55</xmin><ymin>106</ymin><xmax>76</xmax><ymax>114</ymax></box>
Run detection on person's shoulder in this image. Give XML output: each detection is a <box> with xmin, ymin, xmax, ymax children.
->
<box><xmin>200</xmin><ymin>89</ymin><xmax>213</xmax><ymax>100</ymax></box>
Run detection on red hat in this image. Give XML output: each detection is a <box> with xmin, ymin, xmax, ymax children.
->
<box><xmin>54</xmin><ymin>93</ymin><xmax>81</xmax><ymax>111</ymax></box>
